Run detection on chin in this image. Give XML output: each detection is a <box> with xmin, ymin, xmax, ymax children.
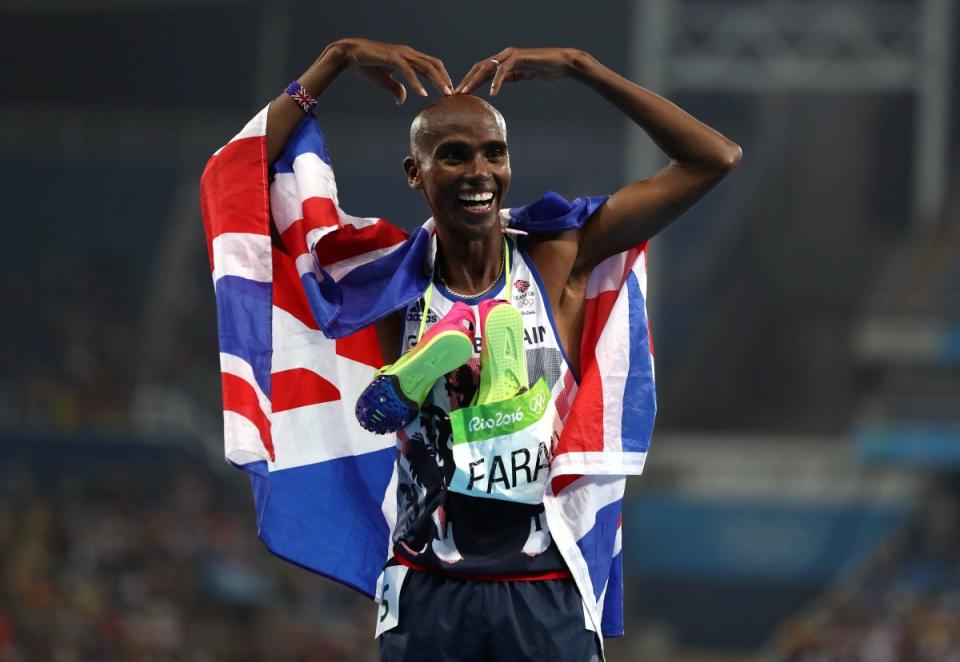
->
<box><xmin>435</xmin><ymin>206</ymin><xmax>498</xmax><ymax>234</ymax></box>
<box><xmin>458</xmin><ymin>209</ymin><xmax>501</xmax><ymax>233</ymax></box>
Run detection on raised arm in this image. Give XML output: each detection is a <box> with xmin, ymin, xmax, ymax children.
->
<box><xmin>457</xmin><ymin>47</ymin><xmax>742</xmax><ymax>278</ymax></box>
<box><xmin>266</xmin><ymin>38</ymin><xmax>454</xmax><ymax>165</ymax></box>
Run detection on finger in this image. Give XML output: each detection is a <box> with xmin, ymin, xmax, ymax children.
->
<box><xmin>456</xmin><ymin>60</ymin><xmax>497</xmax><ymax>94</ymax></box>
<box><xmin>438</xmin><ymin>61</ymin><xmax>455</xmax><ymax>94</ymax></box>
<box><xmin>413</xmin><ymin>55</ymin><xmax>453</xmax><ymax>95</ymax></box>
<box><xmin>453</xmin><ymin>62</ymin><xmax>479</xmax><ymax>94</ymax></box>
<box><xmin>356</xmin><ymin>66</ymin><xmax>406</xmax><ymax>103</ymax></box>
<box><xmin>490</xmin><ymin>57</ymin><xmax>519</xmax><ymax>95</ymax></box>
<box><xmin>454</xmin><ymin>62</ymin><xmax>484</xmax><ymax>94</ymax></box>
<box><xmin>423</xmin><ymin>55</ymin><xmax>454</xmax><ymax>94</ymax></box>
<box><xmin>385</xmin><ymin>75</ymin><xmax>407</xmax><ymax>105</ymax></box>
<box><xmin>398</xmin><ymin>46</ymin><xmax>453</xmax><ymax>93</ymax></box>
<box><xmin>456</xmin><ymin>47</ymin><xmax>511</xmax><ymax>93</ymax></box>
<box><xmin>393</xmin><ymin>60</ymin><xmax>428</xmax><ymax>97</ymax></box>
<box><xmin>366</xmin><ymin>69</ymin><xmax>407</xmax><ymax>104</ymax></box>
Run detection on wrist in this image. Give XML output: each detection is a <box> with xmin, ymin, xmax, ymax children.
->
<box><xmin>320</xmin><ymin>40</ymin><xmax>351</xmax><ymax>69</ymax></box>
<box><xmin>298</xmin><ymin>42</ymin><xmax>349</xmax><ymax>97</ymax></box>
<box><xmin>566</xmin><ymin>49</ymin><xmax>601</xmax><ymax>83</ymax></box>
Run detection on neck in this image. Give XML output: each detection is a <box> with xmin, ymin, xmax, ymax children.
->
<box><xmin>435</xmin><ymin>229</ymin><xmax>504</xmax><ymax>296</ymax></box>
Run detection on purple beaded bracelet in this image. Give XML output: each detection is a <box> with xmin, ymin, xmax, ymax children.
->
<box><xmin>284</xmin><ymin>81</ymin><xmax>318</xmax><ymax>114</ymax></box>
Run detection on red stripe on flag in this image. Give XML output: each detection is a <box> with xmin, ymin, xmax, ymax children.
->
<box><xmin>200</xmin><ymin>136</ymin><xmax>270</xmax><ymax>271</ymax></box>
<box><xmin>553</xmin><ymin>290</ymin><xmax>617</xmax><ymax>465</ymax></box>
<box><xmin>278</xmin><ymin>197</ymin><xmax>341</xmax><ymax>257</ymax></box>
<box><xmin>272</xmin><ymin>246</ymin><xmax>320</xmax><ymax>331</ymax></box>
<box><xmin>303</xmin><ymin>195</ymin><xmax>343</xmax><ymax>230</ymax></box>
<box><xmin>552</xmin><ymin>473</ymin><xmax>581</xmax><ymax>494</ymax></box>
<box><xmin>314</xmin><ymin>219</ymin><xmax>408</xmax><ymax>267</ymax></box>
<box><xmin>557</xmin><ymin>363</ymin><xmax>605</xmax><ymax>455</ymax></box>
<box><xmin>335</xmin><ymin>327</ymin><xmax>383</xmax><ymax>369</ymax></box>
<box><xmin>221</xmin><ymin>372</ymin><xmax>274</xmax><ymax>462</ymax></box>
<box><xmin>580</xmin><ymin>290</ymin><xmax>618</xmax><ymax>371</ymax></box>
<box><xmin>271</xmin><ymin>368</ymin><xmax>341</xmax><ymax>412</ymax></box>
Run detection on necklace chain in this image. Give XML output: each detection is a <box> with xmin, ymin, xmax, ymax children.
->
<box><xmin>437</xmin><ymin>247</ymin><xmax>505</xmax><ymax>298</ymax></box>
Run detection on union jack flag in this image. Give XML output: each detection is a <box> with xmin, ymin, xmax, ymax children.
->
<box><xmin>200</xmin><ymin>107</ymin><xmax>656</xmax><ymax>641</ymax></box>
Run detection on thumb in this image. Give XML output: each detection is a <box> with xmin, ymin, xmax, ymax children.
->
<box><xmin>385</xmin><ymin>75</ymin><xmax>407</xmax><ymax>105</ymax></box>
<box><xmin>365</xmin><ymin>68</ymin><xmax>407</xmax><ymax>105</ymax></box>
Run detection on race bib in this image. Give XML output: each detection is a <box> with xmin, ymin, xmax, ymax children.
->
<box><xmin>448</xmin><ymin>378</ymin><xmax>559</xmax><ymax>505</ymax></box>
<box><xmin>374</xmin><ymin>564</ymin><xmax>409</xmax><ymax>638</ymax></box>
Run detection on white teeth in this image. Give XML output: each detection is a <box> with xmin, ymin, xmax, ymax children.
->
<box><xmin>459</xmin><ymin>192</ymin><xmax>494</xmax><ymax>203</ymax></box>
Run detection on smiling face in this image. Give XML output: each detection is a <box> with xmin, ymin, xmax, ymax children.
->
<box><xmin>404</xmin><ymin>95</ymin><xmax>511</xmax><ymax>241</ymax></box>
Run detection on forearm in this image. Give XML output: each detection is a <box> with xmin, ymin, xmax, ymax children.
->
<box><xmin>568</xmin><ymin>50</ymin><xmax>741</xmax><ymax>171</ymax></box>
<box><xmin>266</xmin><ymin>42</ymin><xmax>348</xmax><ymax>165</ymax></box>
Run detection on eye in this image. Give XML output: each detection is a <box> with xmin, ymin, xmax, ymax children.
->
<box><xmin>486</xmin><ymin>147</ymin><xmax>506</xmax><ymax>161</ymax></box>
<box><xmin>439</xmin><ymin>148</ymin><xmax>464</xmax><ymax>163</ymax></box>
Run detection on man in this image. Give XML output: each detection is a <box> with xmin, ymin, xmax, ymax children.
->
<box><xmin>261</xmin><ymin>37</ymin><xmax>740</xmax><ymax>661</ymax></box>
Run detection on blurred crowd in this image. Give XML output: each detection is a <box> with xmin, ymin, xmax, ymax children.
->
<box><xmin>0</xmin><ymin>454</ymin><xmax>376</xmax><ymax>661</ymax></box>
<box><xmin>776</xmin><ymin>196</ymin><xmax>960</xmax><ymax>662</ymax></box>
<box><xmin>1</xmin><ymin>246</ymin><xmax>220</xmax><ymax>434</ymax></box>
<box><xmin>4</xmin><ymin>251</ymin><xmax>138</xmax><ymax>429</ymax></box>
<box><xmin>779</xmin><ymin>479</ymin><xmax>960</xmax><ymax>662</ymax></box>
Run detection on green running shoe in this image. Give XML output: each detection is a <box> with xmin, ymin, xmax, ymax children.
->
<box><xmin>475</xmin><ymin>299</ymin><xmax>528</xmax><ymax>405</ymax></box>
<box><xmin>356</xmin><ymin>301</ymin><xmax>475</xmax><ymax>434</ymax></box>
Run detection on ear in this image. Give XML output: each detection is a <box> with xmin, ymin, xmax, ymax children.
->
<box><xmin>403</xmin><ymin>156</ymin><xmax>422</xmax><ymax>190</ymax></box>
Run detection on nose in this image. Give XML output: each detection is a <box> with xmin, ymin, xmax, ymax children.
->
<box><xmin>464</xmin><ymin>153</ymin><xmax>491</xmax><ymax>182</ymax></box>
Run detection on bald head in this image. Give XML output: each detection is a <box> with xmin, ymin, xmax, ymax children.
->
<box><xmin>409</xmin><ymin>95</ymin><xmax>507</xmax><ymax>161</ymax></box>
<box><xmin>402</xmin><ymin>94</ymin><xmax>511</xmax><ymax>234</ymax></box>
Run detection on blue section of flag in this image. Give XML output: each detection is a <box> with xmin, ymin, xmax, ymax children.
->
<box><xmin>299</xmin><ymin>270</ymin><xmax>342</xmax><ymax>331</ymax></box>
<box><xmin>576</xmin><ymin>498</ymin><xmax>623</xmax><ymax>601</ymax></box>
<box><xmin>509</xmin><ymin>191</ymin><xmax>608</xmax><ymax>231</ymax></box>
<box><xmin>244</xmin><ymin>447</ymin><xmax>396</xmax><ymax>598</ymax></box>
<box><xmin>273</xmin><ymin>115</ymin><xmax>333</xmax><ymax>174</ymax></box>
<box><xmin>215</xmin><ymin>275</ymin><xmax>272</xmax><ymax>397</ymax></box>
<box><xmin>601</xmin><ymin>551</ymin><xmax>625</xmax><ymax>637</ymax></box>
<box><xmin>621</xmin><ymin>271</ymin><xmax>655</xmax><ymax>454</ymax></box>
<box><xmin>323</xmin><ymin>227</ymin><xmax>433</xmax><ymax>338</ymax></box>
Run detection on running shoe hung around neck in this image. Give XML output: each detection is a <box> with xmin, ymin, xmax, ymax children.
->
<box><xmin>355</xmin><ymin>302</ymin><xmax>476</xmax><ymax>434</ymax></box>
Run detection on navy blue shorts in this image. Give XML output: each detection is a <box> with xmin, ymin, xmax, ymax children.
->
<box><xmin>378</xmin><ymin>570</ymin><xmax>602</xmax><ymax>662</ymax></box>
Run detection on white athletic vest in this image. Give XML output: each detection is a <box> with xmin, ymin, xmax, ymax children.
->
<box><xmin>391</xmin><ymin>237</ymin><xmax>579</xmax><ymax>577</ymax></box>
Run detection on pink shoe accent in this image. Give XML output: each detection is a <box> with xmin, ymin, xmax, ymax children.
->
<box><xmin>419</xmin><ymin>301</ymin><xmax>476</xmax><ymax>346</ymax></box>
<box><xmin>478</xmin><ymin>298</ymin><xmax>510</xmax><ymax>329</ymax></box>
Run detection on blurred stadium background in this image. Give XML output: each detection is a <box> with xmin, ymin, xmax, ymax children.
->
<box><xmin>2</xmin><ymin>0</ymin><xmax>959</xmax><ymax>659</ymax></box>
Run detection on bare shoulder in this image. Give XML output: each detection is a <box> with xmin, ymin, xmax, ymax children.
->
<box><xmin>519</xmin><ymin>230</ymin><xmax>581</xmax><ymax>303</ymax></box>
